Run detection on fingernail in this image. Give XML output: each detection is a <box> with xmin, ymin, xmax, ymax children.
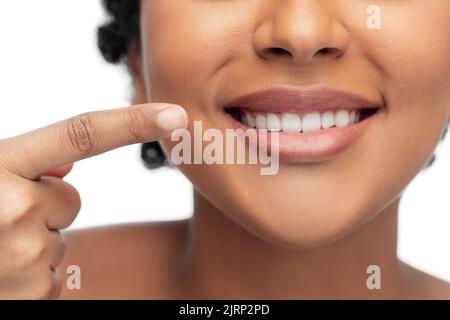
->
<box><xmin>156</xmin><ymin>105</ymin><xmax>187</xmax><ymax>131</ymax></box>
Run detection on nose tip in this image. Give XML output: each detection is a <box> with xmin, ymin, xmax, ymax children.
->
<box><xmin>253</xmin><ymin>2</ymin><xmax>350</xmax><ymax>66</ymax></box>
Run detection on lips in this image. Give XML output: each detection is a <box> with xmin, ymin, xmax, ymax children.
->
<box><xmin>223</xmin><ymin>86</ymin><xmax>382</xmax><ymax>163</ymax></box>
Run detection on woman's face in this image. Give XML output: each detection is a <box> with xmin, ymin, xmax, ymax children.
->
<box><xmin>136</xmin><ymin>0</ymin><xmax>450</xmax><ymax>248</ymax></box>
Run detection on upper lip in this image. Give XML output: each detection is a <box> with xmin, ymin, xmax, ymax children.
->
<box><xmin>223</xmin><ymin>86</ymin><xmax>381</xmax><ymax>114</ymax></box>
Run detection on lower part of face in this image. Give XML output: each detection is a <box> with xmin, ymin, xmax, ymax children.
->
<box><xmin>140</xmin><ymin>0</ymin><xmax>450</xmax><ymax>249</ymax></box>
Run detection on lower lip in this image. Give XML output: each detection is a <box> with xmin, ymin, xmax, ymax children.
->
<box><xmin>227</xmin><ymin>111</ymin><xmax>378</xmax><ymax>163</ymax></box>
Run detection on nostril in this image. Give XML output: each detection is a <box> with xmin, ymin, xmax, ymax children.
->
<box><xmin>268</xmin><ymin>47</ymin><xmax>290</xmax><ymax>55</ymax></box>
<box><xmin>316</xmin><ymin>47</ymin><xmax>339</xmax><ymax>56</ymax></box>
<box><xmin>316</xmin><ymin>48</ymin><xmax>342</xmax><ymax>57</ymax></box>
<box><xmin>318</xmin><ymin>48</ymin><xmax>330</xmax><ymax>55</ymax></box>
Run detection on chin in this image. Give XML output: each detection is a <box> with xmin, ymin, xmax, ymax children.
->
<box><xmin>220</xmin><ymin>189</ymin><xmax>375</xmax><ymax>251</ymax></box>
<box><xmin>244</xmin><ymin>212</ymin><xmax>361</xmax><ymax>250</ymax></box>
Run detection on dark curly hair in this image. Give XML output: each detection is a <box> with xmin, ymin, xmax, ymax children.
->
<box><xmin>97</xmin><ymin>0</ymin><xmax>168</xmax><ymax>169</ymax></box>
<box><xmin>97</xmin><ymin>0</ymin><xmax>447</xmax><ymax>170</ymax></box>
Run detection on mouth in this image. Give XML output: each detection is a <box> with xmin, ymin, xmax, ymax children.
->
<box><xmin>224</xmin><ymin>106</ymin><xmax>379</xmax><ymax>132</ymax></box>
<box><xmin>222</xmin><ymin>86</ymin><xmax>382</xmax><ymax>163</ymax></box>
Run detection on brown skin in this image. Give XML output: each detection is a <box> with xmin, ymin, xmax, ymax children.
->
<box><xmin>0</xmin><ymin>104</ymin><xmax>187</xmax><ymax>299</ymax></box>
<box><xmin>1</xmin><ymin>0</ymin><xmax>450</xmax><ymax>299</ymax></box>
<box><xmin>61</xmin><ymin>0</ymin><xmax>450</xmax><ymax>299</ymax></box>
<box><xmin>59</xmin><ymin>203</ymin><xmax>450</xmax><ymax>299</ymax></box>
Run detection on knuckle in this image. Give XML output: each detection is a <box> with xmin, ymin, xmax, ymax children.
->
<box><xmin>14</xmin><ymin>194</ymin><xmax>38</xmax><ymax>217</ymax></box>
<box><xmin>64</xmin><ymin>113</ymin><xmax>96</xmax><ymax>155</ymax></box>
<box><xmin>35</xmin><ymin>242</ymin><xmax>48</xmax><ymax>262</ymax></box>
<box><xmin>0</xmin><ymin>183</ymin><xmax>39</xmax><ymax>227</ymax></box>
<box><xmin>67</xmin><ymin>183</ymin><xmax>82</xmax><ymax>215</ymax></box>
<box><xmin>60</xmin><ymin>183</ymin><xmax>81</xmax><ymax>229</ymax></box>
<box><xmin>34</xmin><ymin>244</ymin><xmax>48</xmax><ymax>265</ymax></box>
<box><xmin>4</xmin><ymin>237</ymin><xmax>46</xmax><ymax>273</ymax></box>
<box><xmin>53</xmin><ymin>231</ymin><xmax>67</xmax><ymax>267</ymax></box>
<box><xmin>124</xmin><ymin>108</ymin><xmax>148</xmax><ymax>142</ymax></box>
<box><xmin>16</xmin><ymin>238</ymin><xmax>47</xmax><ymax>266</ymax></box>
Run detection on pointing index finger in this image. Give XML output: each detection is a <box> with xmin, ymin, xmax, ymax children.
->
<box><xmin>0</xmin><ymin>103</ymin><xmax>187</xmax><ymax>180</ymax></box>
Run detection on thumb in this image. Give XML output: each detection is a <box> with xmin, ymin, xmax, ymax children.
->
<box><xmin>40</xmin><ymin>163</ymin><xmax>74</xmax><ymax>179</ymax></box>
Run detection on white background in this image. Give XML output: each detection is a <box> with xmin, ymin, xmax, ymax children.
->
<box><xmin>0</xmin><ymin>1</ymin><xmax>448</xmax><ymax>282</ymax></box>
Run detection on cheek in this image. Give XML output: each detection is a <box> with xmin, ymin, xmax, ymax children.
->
<box><xmin>140</xmin><ymin>1</ymin><xmax>254</xmax><ymax>108</ymax></box>
<box><xmin>347</xmin><ymin>2</ymin><xmax>450</xmax><ymax>175</ymax></box>
<box><xmin>345</xmin><ymin>2</ymin><xmax>450</xmax><ymax>107</ymax></box>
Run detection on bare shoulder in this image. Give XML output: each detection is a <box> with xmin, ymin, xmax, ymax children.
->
<box><xmin>399</xmin><ymin>261</ymin><xmax>450</xmax><ymax>299</ymax></box>
<box><xmin>59</xmin><ymin>219</ymin><xmax>190</xmax><ymax>299</ymax></box>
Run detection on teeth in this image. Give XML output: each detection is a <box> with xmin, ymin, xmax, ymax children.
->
<box><xmin>267</xmin><ymin>113</ymin><xmax>282</xmax><ymax>132</ymax></box>
<box><xmin>246</xmin><ymin>113</ymin><xmax>256</xmax><ymax>128</ymax></box>
<box><xmin>242</xmin><ymin>110</ymin><xmax>362</xmax><ymax>132</ymax></box>
<box><xmin>349</xmin><ymin>110</ymin><xmax>356</xmax><ymax>124</ymax></box>
<box><xmin>335</xmin><ymin>110</ymin><xmax>350</xmax><ymax>127</ymax></box>
<box><xmin>321</xmin><ymin>111</ymin><xmax>334</xmax><ymax>129</ymax></box>
<box><xmin>256</xmin><ymin>113</ymin><xmax>266</xmax><ymax>129</ymax></box>
<box><xmin>281</xmin><ymin>113</ymin><xmax>301</xmax><ymax>132</ymax></box>
<box><xmin>302</xmin><ymin>112</ymin><xmax>321</xmax><ymax>133</ymax></box>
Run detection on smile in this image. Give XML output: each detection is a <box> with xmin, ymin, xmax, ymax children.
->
<box><xmin>230</xmin><ymin>108</ymin><xmax>377</xmax><ymax>133</ymax></box>
<box><xmin>223</xmin><ymin>86</ymin><xmax>383</xmax><ymax>163</ymax></box>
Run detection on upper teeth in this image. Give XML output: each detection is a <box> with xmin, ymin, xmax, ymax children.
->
<box><xmin>243</xmin><ymin>110</ymin><xmax>360</xmax><ymax>132</ymax></box>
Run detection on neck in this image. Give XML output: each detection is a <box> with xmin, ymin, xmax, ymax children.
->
<box><xmin>177</xmin><ymin>191</ymin><xmax>404</xmax><ymax>299</ymax></box>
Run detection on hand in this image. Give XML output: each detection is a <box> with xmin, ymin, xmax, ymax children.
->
<box><xmin>0</xmin><ymin>103</ymin><xmax>187</xmax><ymax>299</ymax></box>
